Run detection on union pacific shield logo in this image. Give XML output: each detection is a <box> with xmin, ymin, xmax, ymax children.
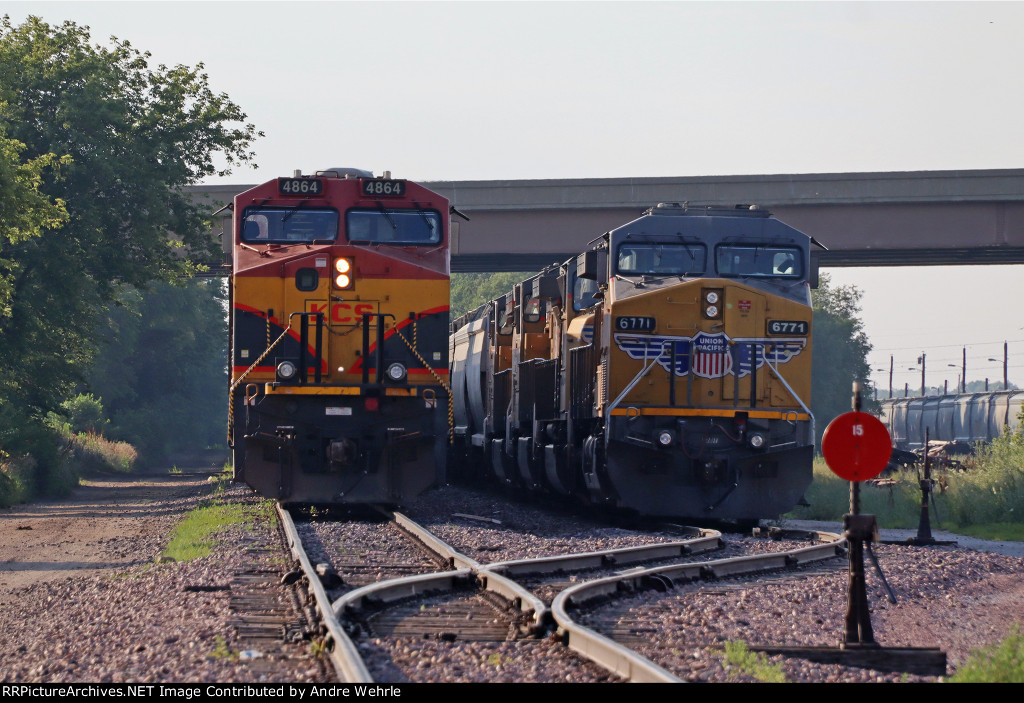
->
<box><xmin>613</xmin><ymin>331</ymin><xmax>805</xmax><ymax>378</ymax></box>
<box><xmin>690</xmin><ymin>332</ymin><xmax>732</xmax><ymax>379</ymax></box>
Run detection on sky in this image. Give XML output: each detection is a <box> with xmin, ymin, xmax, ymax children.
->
<box><xmin>8</xmin><ymin>1</ymin><xmax>1024</xmax><ymax>395</ymax></box>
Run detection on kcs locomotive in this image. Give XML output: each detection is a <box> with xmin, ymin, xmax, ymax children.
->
<box><xmin>449</xmin><ymin>204</ymin><xmax>817</xmax><ymax>521</ymax></box>
<box><xmin>229</xmin><ymin>168</ymin><xmax>451</xmax><ymax>505</ymax></box>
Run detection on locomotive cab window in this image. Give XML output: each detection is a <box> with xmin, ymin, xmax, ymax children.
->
<box><xmin>241</xmin><ymin>207</ymin><xmax>339</xmax><ymax>243</ymax></box>
<box><xmin>616</xmin><ymin>243</ymin><xmax>706</xmax><ymax>276</ymax></box>
<box><xmin>523</xmin><ymin>298</ymin><xmax>543</xmax><ymax>324</ymax></box>
<box><xmin>715</xmin><ymin>245</ymin><xmax>803</xmax><ymax>279</ymax></box>
<box><xmin>572</xmin><ymin>275</ymin><xmax>600</xmax><ymax>312</ymax></box>
<box><xmin>346</xmin><ymin>209</ymin><xmax>442</xmax><ymax>245</ymax></box>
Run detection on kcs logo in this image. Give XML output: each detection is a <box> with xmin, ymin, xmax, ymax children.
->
<box><xmin>308</xmin><ymin>302</ymin><xmax>375</xmax><ymax>323</ymax></box>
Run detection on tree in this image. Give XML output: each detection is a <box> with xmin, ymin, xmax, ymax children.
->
<box><xmin>450</xmin><ymin>271</ymin><xmax>536</xmax><ymax>318</ymax></box>
<box><xmin>811</xmin><ymin>273</ymin><xmax>874</xmax><ymax>445</ymax></box>
<box><xmin>0</xmin><ymin>129</ymin><xmax>68</xmax><ymax>461</ymax></box>
<box><xmin>87</xmin><ymin>280</ymin><xmax>228</xmax><ymax>462</ymax></box>
<box><xmin>0</xmin><ymin>16</ymin><xmax>258</xmax><ymax>481</ymax></box>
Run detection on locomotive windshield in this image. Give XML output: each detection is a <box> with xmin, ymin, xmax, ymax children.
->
<box><xmin>241</xmin><ymin>207</ymin><xmax>339</xmax><ymax>243</ymax></box>
<box><xmin>616</xmin><ymin>243</ymin><xmax>706</xmax><ymax>276</ymax></box>
<box><xmin>715</xmin><ymin>244</ymin><xmax>803</xmax><ymax>278</ymax></box>
<box><xmin>346</xmin><ymin>208</ymin><xmax>442</xmax><ymax>245</ymax></box>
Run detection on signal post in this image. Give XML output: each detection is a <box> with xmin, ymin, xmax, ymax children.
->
<box><xmin>756</xmin><ymin>384</ymin><xmax>947</xmax><ymax>676</ymax></box>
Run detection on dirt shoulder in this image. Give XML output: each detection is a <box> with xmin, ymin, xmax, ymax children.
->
<box><xmin>0</xmin><ymin>466</ymin><xmax>219</xmax><ymax>598</ymax></box>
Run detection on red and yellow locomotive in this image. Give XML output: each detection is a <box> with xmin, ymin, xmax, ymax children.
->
<box><xmin>229</xmin><ymin>168</ymin><xmax>450</xmax><ymax>504</ymax></box>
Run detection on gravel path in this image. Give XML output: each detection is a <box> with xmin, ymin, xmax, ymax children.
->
<box><xmin>0</xmin><ymin>469</ymin><xmax>329</xmax><ymax>683</ymax></box>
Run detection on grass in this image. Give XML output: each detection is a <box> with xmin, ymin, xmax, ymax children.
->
<box><xmin>722</xmin><ymin>641</ymin><xmax>787</xmax><ymax>682</ymax></box>
<box><xmin>949</xmin><ymin>625</ymin><xmax>1024</xmax><ymax>683</ymax></box>
<box><xmin>788</xmin><ymin>429</ymin><xmax>1024</xmax><ymax>538</ymax></box>
<box><xmin>160</xmin><ymin>498</ymin><xmax>273</xmax><ymax>562</ymax></box>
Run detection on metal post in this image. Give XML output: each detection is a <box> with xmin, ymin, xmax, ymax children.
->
<box><xmin>962</xmin><ymin>347</ymin><xmax>967</xmax><ymax>393</ymax></box>
<box><xmin>916</xmin><ymin>428</ymin><xmax>934</xmax><ymax>543</ymax></box>
<box><xmin>844</xmin><ymin>382</ymin><xmax>877</xmax><ymax>647</ymax></box>
<box><xmin>361</xmin><ymin>313</ymin><xmax>371</xmax><ymax>385</ymax></box>
<box><xmin>1005</xmin><ymin>341</ymin><xmax>1009</xmax><ymax>390</ymax></box>
<box><xmin>889</xmin><ymin>355</ymin><xmax>893</xmax><ymax>399</ymax></box>
<box><xmin>920</xmin><ymin>352</ymin><xmax>926</xmax><ymax>396</ymax></box>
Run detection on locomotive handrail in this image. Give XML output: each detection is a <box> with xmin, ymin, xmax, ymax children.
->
<box><xmin>760</xmin><ymin>346</ymin><xmax>815</xmax><ymax>437</ymax></box>
<box><xmin>227</xmin><ymin>320</ymin><xmax>295</xmax><ymax>446</ymax></box>
<box><xmin>605</xmin><ymin>343</ymin><xmax>667</xmax><ymax>430</ymax></box>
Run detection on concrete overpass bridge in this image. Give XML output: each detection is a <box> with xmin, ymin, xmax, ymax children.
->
<box><xmin>193</xmin><ymin>168</ymin><xmax>1024</xmax><ymax>273</ymax></box>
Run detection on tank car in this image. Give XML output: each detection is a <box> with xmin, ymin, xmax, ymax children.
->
<box><xmin>880</xmin><ymin>390</ymin><xmax>1023</xmax><ymax>454</ymax></box>
<box><xmin>229</xmin><ymin>168</ymin><xmax>451</xmax><ymax>505</ymax></box>
<box><xmin>449</xmin><ymin>203</ymin><xmax>817</xmax><ymax>521</ymax></box>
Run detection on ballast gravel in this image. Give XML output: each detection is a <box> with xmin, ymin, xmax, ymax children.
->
<box><xmin>0</xmin><ymin>473</ymin><xmax>1022</xmax><ymax>683</ymax></box>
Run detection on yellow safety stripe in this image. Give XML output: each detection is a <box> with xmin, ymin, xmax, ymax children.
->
<box><xmin>608</xmin><ymin>407</ymin><xmax>811</xmax><ymax>421</ymax></box>
<box><xmin>263</xmin><ymin>385</ymin><xmax>421</xmax><ymax>397</ymax></box>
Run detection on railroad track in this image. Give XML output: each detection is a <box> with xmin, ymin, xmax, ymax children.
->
<box><xmin>277</xmin><ymin>502</ymin><xmax>846</xmax><ymax>683</ymax></box>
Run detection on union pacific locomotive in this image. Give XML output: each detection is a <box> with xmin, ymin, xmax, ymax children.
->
<box><xmin>229</xmin><ymin>169</ymin><xmax>451</xmax><ymax>505</ymax></box>
<box><xmin>449</xmin><ymin>204</ymin><xmax>817</xmax><ymax>521</ymax></box>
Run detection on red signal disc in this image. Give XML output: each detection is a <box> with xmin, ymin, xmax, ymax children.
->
<box><xmin>821</xmin><ymin>411</ymin><xmax>892</xmax><ymax>482</ymax></box>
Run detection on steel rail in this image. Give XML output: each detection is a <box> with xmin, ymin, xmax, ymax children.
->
<box><xmin>276</xmin><ymin>504</ymin><xmax>374</xmax><ymax>683</ymax></box>
<box><xmin>483</xmin><ymin>530</ymin><xmax>722</xmax><ymax>577</ymax></box>
<box><xmin>382</xmin><ymin>510</ymin><xmax>547</xmax><ymax>632</ymax></box>
<box><xmin>550</xmin><ymin>530</ymin><xmax>846</xmax><ymax>683</ymax></box>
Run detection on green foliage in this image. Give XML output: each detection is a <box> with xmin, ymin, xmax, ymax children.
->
<box><xmin>791</xmin><ymin>439</ymin><xmax>1024</xmax><ymax>532</ymax></box>
<box><xmin>64</xmin><ymin>432</ymin><xmax>138</xmax><ymax>475</ymax></box>
<box><xmin>811</xmin><ymin>274</ymin><xmax>874</xmax><ymax>445</ymax></box>
<box><xmin>450</xmin><ymin>271</ymin><xmax>535</xmax><ymax>318</ymax></box>
<box><xmin>942</xmin><ymin>430</ymin><xmax>1024</xmax><ymax>528</ymax></box>
<box><xmin>161</xmin><ymin>499</ymin><xmax>272</xmax><ymax>562</ymax></box>
<box><xmin>722</xmin><ymin>641</ymin><xmax>787</xmax><ymax>682</ymax></box>
<box><xmin>59</xmin><ymin>393</ymin><xmax>108</xmax><ymax>434</ymax></box>
<box><xmin>0</xmin><ymin>130</ymin><xmax>68</xmax><ymax>319</ymax></box>
<box><xmin>789</xmin><ymin>459</ymin><xmax>923</xmax><ymax>525</ymax></box>
<box><xmin>950</xmin><ymin>625</ymin><xmax>1024</xmax><ymax>683</ymax></box>
<box><xmin>0</xmin><ymin>455</ymin><xmax>36</xmax><ymax>507</ymax></box>
<box><xmin>0</xmin><ymin>16</ymin><xmax>257</xmax><ymax>494</ymax></box>
<box><xmin>87</xmin><ymin>279</ymin><xmax>228</xmax><ymax>463</ymax></box>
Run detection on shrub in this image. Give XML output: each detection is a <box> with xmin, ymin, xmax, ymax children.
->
<box><xmin>0</xmin><ymin>455</ymin><xmax>36</xmax><ymax>507</ymax></box>
<box><xmin>60</xmin><ymin>393</ymin><xmax>109</xmax><ymax>434</ymax></box>
<box><xmin>950</xmin><ymin>625</ymin><xmax>1024</xmax><ymax>683</ymax></box>
<box><xmin>64</xmin><ymin>432</ymin><xmax>138</xmax><ymax>475</ymax></box>
<box><xmin>789</xmin><ymin>433</ymin><xmax>1024</xmax><ymax>532</ymax></box>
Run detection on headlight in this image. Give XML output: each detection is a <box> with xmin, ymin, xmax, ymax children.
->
<box><xmin>385</xmin><ymin>362</ymin><xmax>407</xmax><ymax>383</ymax></box>
<box><xmin>277</xmin><ymin>360</ymin><xmax>299</xmax><ymax>381</ymax></box>
<box><xmin>333</xmin><ymin>258</ymin><xmax>354</xmax><ymax>289</ymax></box>
<box><xmin>706</xmin><ymin>291</ymin><xmax>719</xmax><ymax>304</ymax></box>
<box><xmin>748</xmin><ymin>432</ymin><xmax>767</xmax><ymax>450</ymax></box>
<box><xmin>706</xmin><ymin>305</ymin><xmax>718</xmax><ymax>317</ymax></box>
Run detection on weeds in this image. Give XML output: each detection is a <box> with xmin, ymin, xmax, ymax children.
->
<box><xmin>722</xmin><ymin>641</ymin><xmax>787</xmax><ymax>683</ymax></box>
<box><xmin>209</xmin><ymin>636</ymin><xmax>235</xmax><ymax>661</ymax></box>
<box><xmin>161</xmin><ymin>502</ymin><xmax>252</xmax><ymax>562</ymax></box>
<box><xmin>950</xmin><ymin>625</ymin><xmax>1024</xmax><ymax>683</ymax></box>
<box><xmin>789</xmin><ymin>431</ymin><xmax>1024</xmax><ymax>535</ymax></box>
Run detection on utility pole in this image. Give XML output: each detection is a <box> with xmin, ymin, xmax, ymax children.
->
<box><xmin>921</xmin><ymin>352</ymin><xmax>929</xmax><ymax>397</ymax></box>
<box><xmin>962</xmin><ymin>347</ymin><xmax>967</xmax><ymax>393</ymax></box>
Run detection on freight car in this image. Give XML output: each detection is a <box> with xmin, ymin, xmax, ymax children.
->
<box><xmin>229</xmin><ymin>169</ymin><xmax>451</xmax><ymax>505</ymax></box>
<box><xmin>879</xmin><ymin>390</ymin><xmax>1023</xmax><ymax>457</ymax></box>
<box><xmin>449</xmin><ymin>203</ymin><xmax>818</xmax><ymax>521</ymax></box>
